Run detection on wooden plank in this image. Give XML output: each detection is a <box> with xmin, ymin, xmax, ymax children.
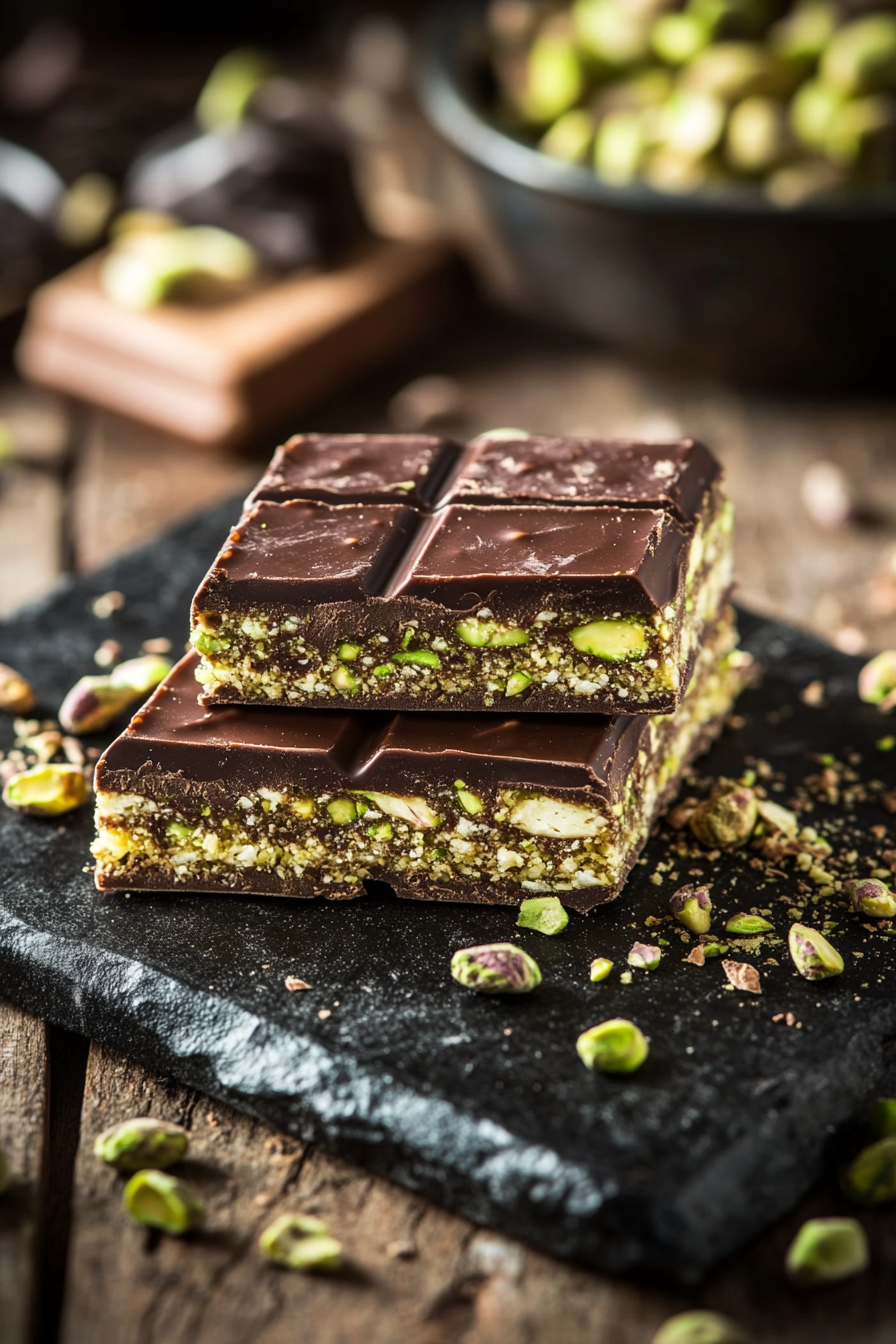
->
<box><xmin>0</xmin><ymin>464</ymin><xmax>65</xmax><ymax>617</ymax></box>
<box><xmin>60</xmin><ymin>1043</ymin><xmax>896</xmax><ymax>1344</ymax></box>
<box><xmin>0</xmin><ymin>999</ymin><xmax>49</xmax><ymax>1344</ymax></box>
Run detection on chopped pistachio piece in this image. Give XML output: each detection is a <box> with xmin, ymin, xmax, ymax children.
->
<box><xmin>785</xmin><ymin>1216</ymin><xmax>869</xmax><ymax>1285</ymax></box>
<box><xmin>392</xmin><ymin>649</ymin><xmax>441</xmax><ymax>669</ymax></box>
<box><xmin>196</xmin><ymin>47</ymin><xmax>272</xmax><ymax>131</ymax></box>
<box><xmin>122</xmin><ymin>1169</ymin><xmax>204</xmax><ymax>1235</ymax></box>
<box><xmin>94</xmin><ymin>1117</ymin><xmax>188</xmax><ymax>1172</ymax></box>
<box><xmin>669</xmin><ymin>883</ymin><xmax>712</xmax><ymax>934</ymax></box>
<box><xmin>569</xmin><ymin>618</ymin><xmax>648</xmax><ymax>661</ymax></box>
<box><xmin>540</xmin><ymin>108</ymin><xmax>595</xmax><ymax>162</ymax></box>
<box><xmin>755</xmin><ymin>797</ymin><xmax>798</xmax><ymax>836</ymax></box>
<box><xmin>628</xmin><ymin>941</ymin><xmax>661</xmax><ymax>971</ymax></box>
<box><xmin>455</xmin><ymin>618</ymin><xmax>529</xmax><ymax>649</ymax></box>
<box><xmin>336</xmin><ymin>642</ymin><xmax>362</xmax><ymax>662</ymax></box>
<box><xmin>843</xmin><ymin>1136</ymin><xmax>896</xmax><ymax>1205</ymax></box>
<box><xmin>259</xmin><ymin>1213</ymin><xmax>343</xmax><ymax>1272</ymax></box>
<box><xmin>352</xmin><ymin>791</ymin><xmax>440</xmax><ymax>830</ymax></box>
<box><xmin>524</xmin><ymin>29</ymin><xmax>584</xmax><ymax>125</ymax></box>
<box><xmin>517</xmin><ymin>895</ymin><xmax>569</xmax><ymax>936</ymax></box>
<box><xmin>589</xmin><ymin>957</ymin><xmax>614</xmax><ymax>983</ymax></box>
<box><xmin>3</xmin><ymin>763</ymin><xmax>88</xmax><ymax>816</ymax></box>
<box><xmin>454</xmin><ymin>781</ymin><xmax>484</xmax><ymax>815</ymax></box>
<box><xmin>725</xmin><ymin>913</ymin><xmax>774</xmax><ymax>935</ymax></box>
<box><xmin>871</xmin><ymin>1098</ymin><xmax>896</xmax><ymax>1139</ymax></box>
<box><xmin>327</xmin><ymin>798</ymin><xmax>357</xmax><ymax>825</ymax></box>
<box><xmin>845</xmin><ymin>878</ymin><xmax>896</xmax><ymax>919</ymax></box>
<box><xmin>689</xmin><ymin>783</ymin><xmax>757</xmax><ymax>849</ymax></box>
<box><xmin>331</xmin><ymin>664</ymin><xmax>361</xmax><ymax>695</ymax></box>
<box><xmin>505</xmin><ymin>670</ymin><xmax>533</xmax><ymax>697</ymax></box>
<box><xmin>577</xmin><ymin>1018</ymin><xmax>648</xmax><ymax>1075</ymax></box>
<box><xmin>451</xmin><ymin>942</ymin><xmax>542</xmax><ymax>994</ymax></box>
<box><xmin>0</xmin><ymin>662</ymin><xmax>35</xmax><ymax>715</ymax></box>
<box><xmin>821</xmin><ymin>14</ymin><xmax>896</xmax><ymax>97</ymax></box>
<box><xmin>701</xmin><ymin>941</ymin><xmax>729</xmax><ymax>958</ymax></box>
<box><xmin>651</xmin><ymin>1309</ymin><xmax>750</xmax><ymax>1344</ymax></box>
<box><xmin>788</xmin><ymin>923</ymin><xmax>844</xmax><ymax>980</ymax></box>
<box><xmin>858</xmin><ymin>649</ymin><xmax>896</xmax><ymax>706</ymax></box>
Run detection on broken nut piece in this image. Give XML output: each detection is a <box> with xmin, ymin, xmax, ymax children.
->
<box><xmin>0</xmin><ymin>662</ymin><xmax>35</xmax><ymax>715</ymax></box>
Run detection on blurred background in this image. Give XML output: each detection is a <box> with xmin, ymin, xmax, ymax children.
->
<box><xmin>2</xmin><ymin>0</ymin><xmax>896</xmax><ymax>670</ymax></box>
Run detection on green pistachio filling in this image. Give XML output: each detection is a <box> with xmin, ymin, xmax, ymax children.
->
<box><xmin>94</xmin><ymin>617</ymin><xmax>741</xmax><ymax>902</ymax></box>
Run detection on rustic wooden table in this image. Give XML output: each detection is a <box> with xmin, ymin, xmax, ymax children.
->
<box><xmin>2</xmin><ymin>307</ymin><xmax>896</xmax><ymax>1343</ymax></box>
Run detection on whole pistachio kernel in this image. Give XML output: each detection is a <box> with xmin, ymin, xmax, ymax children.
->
<box><xmin>517</xmin><ymin>895</ymin><xmax>568</xmax><ymax>936</ymax></box>
<box><xmin>451</xmin><ymin>943</ymin><xmax>542</xmax><ymax>994</ymax></box>
<box><xmin>871</xmin><ymin>1098</ymin><xmax>896</xmax><ymax>1138</ymax></box>
<box><xmin>576</xmin><ymin>1019</ymin><xmax>648</xmax><ymax>1075</ymax></box>
<box><xmin>669</xmin><ymin>883</ymin><xmax>712</xmax><ymax>934</ymax></box>
<box><xmin>785</xmin><ymin>1216</ymin><xmax>869</xmax><ymax>1285</ymax></box>
<box><xmin>725</xmin><ymin>913</ymin><xmax>774</xmax><ymax>935</ymax></box>
<box><xmin>505</xmin><ymin>670</ymin><xmax>533</xmax><ymax>697</ymax></box>
<box><xmin>858</xmin><ymin>649</ymin><xmax>896</xmax><ymax>707</ymax></box>
<box><xmin>845</xmin><ymin>877</ymin><xmax>896</xmax><ymax>918</ymax></box>
<box><xmin>94</xmin><ymin>1117</ymin><xmax>188</xmax><ymax>1172</ymax></box>
<box><xmin>627</xmin><ymin>942</ymin><xmax>661</xmax><ymax>971</ymax></box>
<box><xmin>569</xmin><ymin>618</ymin><xmax>648</xmax><ymax>662</ymax></box>
<box><xmin>259</xmin><ymin>1214</ymin><xmax>343</xmax><ymax>1272</ymax></box>
<box><xmin>3</xmin><ymin>763</ymin><xmax>88</xmax><ymax>816</ymax></box>
<box><xmin>0</xmin><ymin>662</ymin><xmax>35</xmax><ymax>715</ymax></box>
<box><xmin>843</xmin><ymin>1136</ymin><xmax>896</xmax><ymax>1205</ymax></box>
<box><xmin>326</xmin><ymin>799</ymin><xmax>357</xmax><ymax>825</ymax></box>
<box><xmin>651</xmin><ymin>1309</ymin><xmax>750</xmax><ymax>1344</ymax></box>
<box><xmin>689</xmin><ymin>783</ymin><xmax>758</xmax><ymax>849</ymax></box>
<box><xmin>122</xmin><ymin>1170</ymin><xmax>204</xmax><ymax>1235</ymax></box>
<box><xmin>589</xmin><ymin>957</ymin><xmax>614</xmax><ymax>983</ymax></box>
<box><xmin>59</xmin><ymin>654</ymin><xmax>172</xmax><ymax>735</ymax></box>
<box><xmin>336</xmin><ymin>642</ymin><xmax>362</xmax><ymax>662</ymax></box>
<box><xmin>788</xmin><ymin>923</ymin><xmax>844</xmax><ymax>981</ymax></box>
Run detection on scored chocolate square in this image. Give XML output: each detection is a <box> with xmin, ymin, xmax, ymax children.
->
<box><xmin>191</xmin><ymin>432</ymin><xmax>733</xmax><ymax>714</ymax></box>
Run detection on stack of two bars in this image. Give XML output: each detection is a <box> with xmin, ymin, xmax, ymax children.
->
<box><xmin>92</xmin><ymin>431</ymin><xmax>739</xmax><ymax>913</ymax></box>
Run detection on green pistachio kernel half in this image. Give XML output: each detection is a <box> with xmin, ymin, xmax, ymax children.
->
<box><xmin>291</xmin><ymin>798</ymin><xmax>314</xmax><ymax>819</ymax></box>
<box><xmin>568</xmin><ymin>618</ymin><xmax>648</xmax><ymax>662</ymax></box>
<box><xmin>193</xmin><ymin>630</ymin><xmax>231</xmax><ymax>656</ymax></box>
<box><xmin>871</xmin><ymin>1097</ymin><xmax>896</xmax><ymax>1139</ymax></box>
<box><xmin>327</xmin><ymin>799</ymin><xmax>358</xmax><ymax>825</ymax></box>
<box><xmin>628</xmin><ymin>941</ymin><xmax>661</xmax><ymax>971</ymax></box>
<box><xmin>122</xmin><ymin>1169</ymin><xmax>204</xmax><ymax>1235</ymax></box>
<box><xmin>517</xmin><ymin>895</ymin><xmax>569</xmax><ymax>936</ymax></box>
<box><xmin>505</xmin><ymin>670</ymin><xmax>533</xmax><ymax>697</ymax></box>
<box><xmin>455</xmin><ymin>618</ymin><xmax>529</xmax><ymax>649</ymax></box>
<box><xmin>331</xmin><ymin>665</ymin><xmax>361</xmax><ymax>695</ymax></box>
<box><xmin>725</xmin><ymin>913</ymin><xmax>774</xmax><ymax>935</ymax></box>
<box><xmin>577</xmin><ymin>1018</ymin><xmax>648</xmax><ymax>1075</ymax></box>
<box><xmin>785</xmin><ymin>1216</ymin><xmax>869</xmax><ymax>1286</ymax></box>
<box><xmin>336</xmin><ymin>642</ymin><xmax>362</xmax><ymax>662</ymax></box>
<box><xmin>392</xmin><ymin>649</ymin><xmax>441</xmax><ymax>669</ymax></box>
<box><xmin>651</xmin><ymin>1308</ymin><xmax>750</xmax><ymax>1344</ymax></box>
<box><xmin>94</xmin><ymin>1117</ymin><xmax>188</xmax><ymax>1172</ymax></box>
<box><xmin>843</xmin><ymin>1136</ymin><xmax>896</xmax><ymax>1205</ymax></box>
<box><xmin>590</xmin><ymin>957</ymin><xmax>614</xmax><ymax>983</ymax></box>
<box><xmin>788</xmin><ymin>924</ymin><xmax>844</xmax><ymax>980</ymax></box>
<box><xmin>454</xmin><ymin>780</ymin><xmax>484</xmax><ymax>816</ymax></box>
<box><xmin>259</xmin><ymin>1214</ymin><xmax>343</xmax><ymax>1272</ymax></box>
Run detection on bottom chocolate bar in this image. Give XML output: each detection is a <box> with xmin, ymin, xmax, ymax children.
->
<box><xmin>93</xmin><ymin>612</ymin><xmax>742</xmax><ymax>913</ymax></box>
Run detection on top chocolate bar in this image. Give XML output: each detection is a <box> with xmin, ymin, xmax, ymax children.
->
<box><xmin>191</xmin><ymin>433</ymin><xmax>733</xmax><ymax>715</ymax></box>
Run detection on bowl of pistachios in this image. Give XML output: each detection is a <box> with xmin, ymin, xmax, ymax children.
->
<box><xmin>420</xmin><ymin>0</ymin><xmax>896</xmax><ymax>385</ymax></box>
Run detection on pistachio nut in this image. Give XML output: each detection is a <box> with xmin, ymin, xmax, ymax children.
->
<box><xmin>453</xmin><ymin>780</ymin><xmax>484</xmax><ymax>815</ymax></box>
<box><xmin>94</xmin><ymin>1117</ymin><xmax>188</xmax><ymax>1172</ymax></box>
<box><xmin>689</xmin><ymin>783</ymin><xmax>757</xmax><ymax>849</ymax></box>
<box><xmin>701</xmin><ymin>941</ymin><xmax>729</xmax><ymax>958</ymax></box>
<box><xmin>451</xmin><ymin>942</ymin><xmax>542</xmax><ymax>994</ymax></box>
<box><xmin>59</xmin><ymin>654</ymin><xmax>172</xmax><ymax>734</ymax></box>
<box><xmin>681</xmin><ymin>41</ymin><xmax>785</xmax><ymax>101</ymax></box>
<box><xmin>871</xmin><ymin>1098</ymin><xmax>896</xmax><ymax>1139</ymax></box>
<box><xmin>574</xmin><ymin>0</ymin><xmax>651</xmax><ymax>68</ymax></box>
<box><xmin>727</xmin><ymin>95</ymin><xmax>789</xmax><ymax>174</ymax></box>
<box><xmin>785</xmin><ymin>1216</ymin><xmax>869</xmax><ymax>1285</ymax></box>
<box><xmin>569</xmin><ymin>617</ymin><xmax>648</xmax><ymax>661</ymax></box>
<box><xmin>101</xmin><ymin>225</ymin><xmax>257</xmax><ymax>310</ymax></box>
<box><xmin>352</xmin><ymin>790</ymin><xmax>440</xmax><ymax>830</ymax></box>
<box><xmin>455</xmin><ymin>617</ymin><xmax>528</xmax><ymax>649</ymax></box>
<box><xmin>842</xmin><ymin>1136</ymin><xmax>896</xmax><ymax>1205</ymax></box>
<box><xmin>258</xmin><ymin>1213</ymin><xmax>343</xmax><ymax>1271</ymax></box>
<box><xmin>336</xmin><ymin>642</ymin><xmax>362</xmax><ymax>662</ymax></box>
<box><xmin>122</xmin><ymin>1169</ymin><xmax>204</xmax><ymax>1235</ymax></box>
<box><xmin>195</xmin><ymin>47</ymin><xmax>272</xmax><ymax>131</ymax></box>
<box><xmin>651</xmin><ymin>14</ymin><xmax>711</xmax><ymax>67</ymax></box>
<box><xmin>669</xmin><ymin>883</ymin><xmax>712</xmax><ymax>934</ymax></box>
<box><xmin>725</xmin><ymin>913</ymin><xmax>774</xmax><ymax>935</ymax></box>
<box><xmin>594</xmin><ymin>110</ymin><xmax>646</xmax><ymax>183</ymax></box>
<box><xmin>858</xmin><ymin>649</ymin><xmax>896</xmax><ymax>708</ymax></box>
<box><xmin>0</xmin><ymin>662</ymin><xmax>35</xmax><ymax>715</ymax></box>
<box><xmin>576</xmin><ymin>1018</ymin><xmax>648</xmax><ymax>1074</ymax></box>
<box><xmin>327</xmin><ymin>799</ymin><xmax>357</xmax><ymax>825</ymax></box>
<box><xmin>755</xmin><ymin>797</ymin><xmax>798</xmax><ymax>836</ymax></box>
<box><xmin>589</xmin><ymin>957</ymin><xmax>614</xmax><ymax>983</ymax></box>
<box><xmin>3</xmin><ymin>763</ymin><xmax>88</xmax><ymax>816</ymax></box>
<box><xmin>770</xmin><ymin>1</ymin><xmax>836</xmax><ymax>66</ymax></box>
<box><xmin>821</xmin><ymin>13</ymin><xmax>896</xmax><ymax>97</ymax></box>
<box><xmin>651</xmin><ymin>1309</ymin><xmax>750</xmax><ymax>1344</ymax></box>
<box><xmin>788</xmin><ymin>923</ymin><xmax>844</xmax><ymax>980</ymax></box>
<box><xmin>517</xmin><ymin>895</ymin><xmax>569</xmax><ymax>936</ymax></box>
<box><xmin>505</xmin><ymin>670</ymin><xmax>533</xmax><ymax>697</ymax></box>
<box><xmin>845</xmin><ymin>877</ymin><xmax>896</xmax><ymax>919</ymax></box>
<box><xmin>503</xmin><ymin>790</ymin><xmax>607</xmax><ymax>838</ymax></box>
<box><xmin>523</xmin><ymin>27</ymin><xmax>584</xmax><ymax>125</ymax></box>
<box><xmin>627</xmin><ymin>941</ymin><xmax>661</xmax><ymax>971</ymax></box>
<box><xmin>392</xmin><ymin>648</ymin><xmax>441</xmax><ymax>669</ymax></box>
<box><xmin>331</xmin><ymin>665</ymin><xmax>361</xmax><ymax>695</ymax></box>
<box><xmin>540</xmin><ymin>108</ymin><xmax>595</xmax><ymax>163</ymax></box>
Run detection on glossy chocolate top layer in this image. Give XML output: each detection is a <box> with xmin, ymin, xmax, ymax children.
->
<box><xmin>247</xmin><ymin>432</ymin><xmax>721</xmax><ymax>522</ymax></box>
<box><xmin>99</xmin><ymin>654</ymin><xmax>645</xmax><ymax>798</ymax></box>
<box><xmin>199</xmin><ymin>500</ymin><xmax>687</xmax><ymax>615</ymax></box>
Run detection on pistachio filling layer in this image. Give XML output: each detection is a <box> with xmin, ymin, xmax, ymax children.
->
<box><xmin>93</xmin><ymin>615</ymin><xmax>741</xmax><ymax>903</ymax></box>
<box><xmin>192</xmin><ymin>501</ymin><xmax>733</xmax><ymax>708</ymax></box>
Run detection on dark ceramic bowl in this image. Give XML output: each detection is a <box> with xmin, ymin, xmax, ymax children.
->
<box><xmin>419</xmin><ymin>1</ymin><xmax>896</xmax><ymax>387</ymax></box>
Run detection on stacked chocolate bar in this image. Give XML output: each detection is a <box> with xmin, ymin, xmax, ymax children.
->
<box><xmin>92</xmin><ymin>432</ymin><xmax>740</xmax><ymax>913</ymax></box>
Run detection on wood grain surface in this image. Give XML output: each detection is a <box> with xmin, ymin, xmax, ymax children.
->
<box><xmin>0</xmin><ymin>1002</ymin><xmax>48</xmax><ymax>1344</ymax></box>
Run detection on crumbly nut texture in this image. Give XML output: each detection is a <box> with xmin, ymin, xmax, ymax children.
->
<box><xmin>191</xmin><ymin>498</ymin><xmax>734</xmax><ymax>712</ymax></box>
<box><xmin>93</xmin><ymin>618</ymin><xmax>743</xmax><ymax>907</ymax></box>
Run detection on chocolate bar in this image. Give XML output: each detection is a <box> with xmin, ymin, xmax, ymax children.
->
<box><xmin>93</xmin><ymin>608</ymin><xmax>741</xmax><ymax>913</ymax></box>
<box><xmin>191</xmin><ymin>433</ymin><xmax>733</xmax><ymax>715</ymax></box>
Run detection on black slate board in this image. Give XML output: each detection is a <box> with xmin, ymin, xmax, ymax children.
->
<box><xmin>1</xmin><ymin>497</ymin><xmax>895</xmax><ymax>1283</ymax></box>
